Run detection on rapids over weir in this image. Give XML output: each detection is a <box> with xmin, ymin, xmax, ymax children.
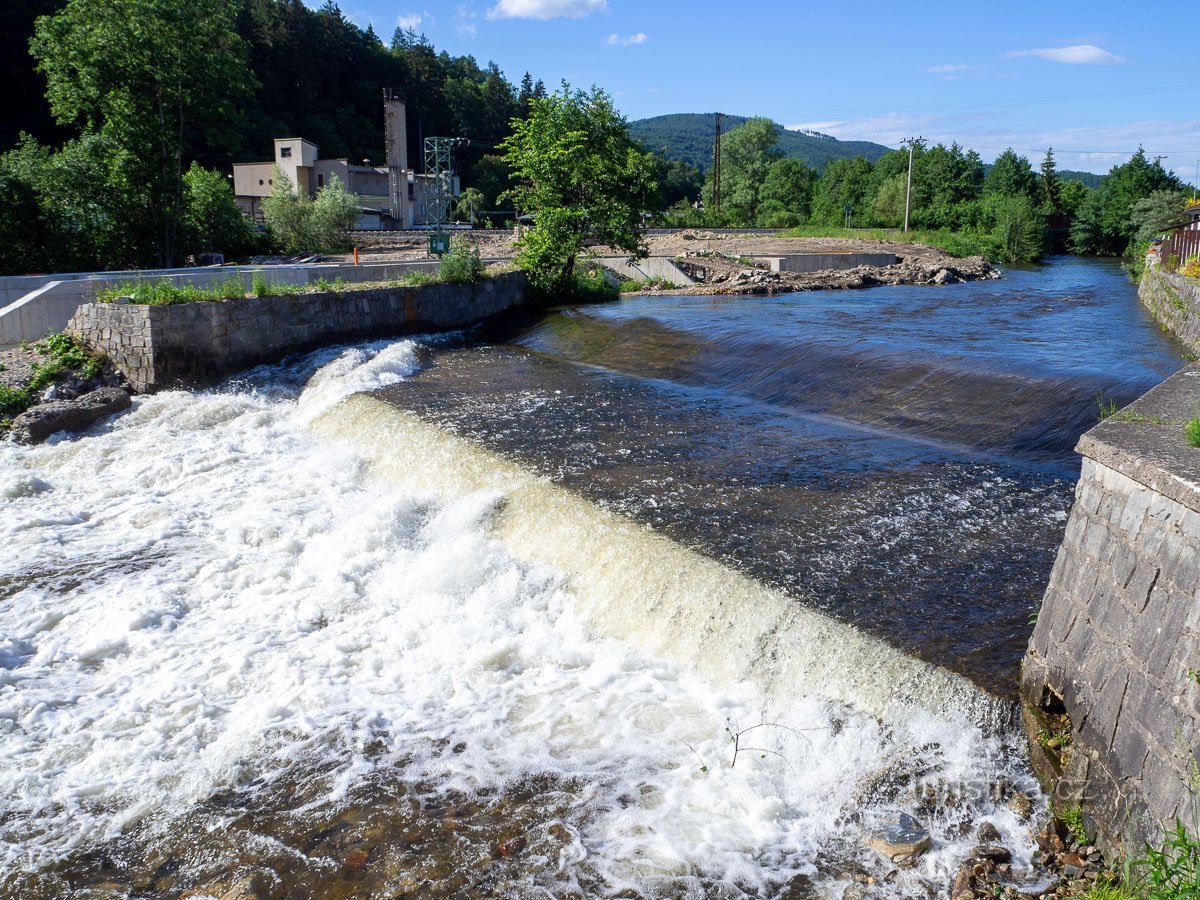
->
<box><xmin>0</xmin><ymin>257</ymin><xmax>1185</xmax><ymax>897</ymax></box>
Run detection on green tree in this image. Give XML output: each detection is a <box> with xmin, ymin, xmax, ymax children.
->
<box><xmin>500</xmin><ymin>83</ymin><xmax>654</xmax><ymax>290</ymax></box>
<box><xmin>1128</xmin><ymin>190</ymin><xmax>1190</xmax><ymax>243</ymax></box>
<box><xmin>870</xmin><ymin>174</ymin><xmax>908</xmax><ymax>227</ymax></box>
<box><xmin>707</xmin><ymin>117</ymin><xmax>782</xmax><ymax>225</ymax></box>
<box><xmin>811</xmin><ymin>157</ymin><xmax>873</xmax><ymax>226</ymax></box>
<box><xmin>32</xmin><ymin>0</ymin><xmax>252</xmax><ymax>267</ymax></box>
<box><xmin>985</xmin><ymin>193</ymin><xmax>1045</xmax><ymax>263</ymax></box>
<box><xmin>1039</xmin><ymin>148</ymin><xmax>1061</xmax><ymax>213</ymax></box>
<box><xmin>757</xmin><ymin>157</ymin><xmax>814</xmax><ymax>226</ymax></box>
<box><xmin>179</xmin><ymin>163</ymin><xmax>258</xmax><ymax>260</ymax></box>
<box><xmin>986</xmin><ymin>149</ymin><xmax>1037</xmax><ymax>200</ymax></box>
<box><xmin>455</xmin><ymin>187</ymin><xmax>485</xmax><ymax>224</ymax></box>
<box><xmin>1070</xmin><ymin>148</ymin><xmax>1183</xmax><ymax>255</ymax></box>
<box><xmin>263</xmin><ymin>170</ymin><xmax>359</xmax><ymax>254</ymax></box>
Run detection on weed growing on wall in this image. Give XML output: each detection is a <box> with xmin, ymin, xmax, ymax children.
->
<box><xmin>1186</xmin><ymin>419</ymin><xmax>1200</xmax><ymax>448</ymax></box>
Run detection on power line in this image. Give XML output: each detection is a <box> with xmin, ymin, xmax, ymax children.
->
<box><xmin>789</xmin><ymin>82</ymin><xmax>1200</xmax><ymax>123</ymax></box>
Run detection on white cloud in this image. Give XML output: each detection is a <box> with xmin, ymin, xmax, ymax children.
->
<box><xmin>607</xmin><ymin>32</ymin><xmax>647</xmax><ymax>46</ymax></box>
<box><xmin>785</xmin><ymin>113</ymin><xmax>1200</xmax><ymax>174</ymax></box>
<box><xmin>396</xmin><ymin>12</ymin><xmax>423</xmax><ymax>30</ymax></box>
<box><xmin>487</xmin><ymin>0</ymin><xmax>606</xmax><ymax>19</ymax></box>
<box><xmin>456</xmin><ymin>4</ymin><xmax>477</xmax><ymax>36</ymax></box>
<box><xmin>925</xmin><ymin>64</ymin><xmax>974</xmax><ymax>74</ymax></box>
<box><xmin>1006</xmin><ymin>44</ymin><xmax>1124</xmax><ymax>65</ymax></box>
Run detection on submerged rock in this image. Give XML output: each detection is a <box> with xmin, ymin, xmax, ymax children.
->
<box><xmin>864</xmin><ymin>812</ymin><xmax>932</xmax><ymax>864</ymax></box>
<box><xmin>8</xmin><ymin>386</ymin><xmax>131</xmax><ymax>445</ymax></box>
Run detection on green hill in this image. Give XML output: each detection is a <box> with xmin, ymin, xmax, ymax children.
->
<box><xmin>629</xmin><ymin>113</ymin><xmax>890</xmax><ymax>172</ymax></box>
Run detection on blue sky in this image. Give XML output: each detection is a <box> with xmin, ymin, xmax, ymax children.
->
<box><xmin>325</xmin><ymin>0</ymin><xmax>1199</xmax><ymax>176</ymax></box>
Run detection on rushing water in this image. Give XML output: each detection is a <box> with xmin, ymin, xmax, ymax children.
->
<box><xmin>376</xmin><ymin>256</ymin><xmax>1186</xmax><ymax>693</ymax></box>
<box><xmin>0</xmin><ymin>257</ymin><xmax>1183</xmax><ymax>897</ymax></box>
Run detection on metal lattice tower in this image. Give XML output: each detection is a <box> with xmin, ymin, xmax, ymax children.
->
<box><xmin>423</xmin><ymin>137</ymin><xmax>466</xmax><ymax>230</ymax></box>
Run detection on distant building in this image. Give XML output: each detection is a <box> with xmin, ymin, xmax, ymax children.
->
<box><xmin>232</xmin><ymin>95</ymin><xmax>458</xmax><ymax>230</ymax></box>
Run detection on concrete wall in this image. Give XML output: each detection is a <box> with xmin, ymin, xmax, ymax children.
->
<box><xmin>1022</xmin><ymin>363</ymin><xmax>1200</xmax><ymax>855</ymax></box>
<box><xmin>761</xmin><ymin>253</ymin><xmax>899</xmax><ymax>273</ymax></box>
<box><xmin>66</xmin><ymin>271</ymin><xmax>527</xmax><ymax>393</ymax></box>
<box><xmin>0</xmin><ymin>261</ymin><xmax>443</xmax><ymax>346</ymax></box>
<box><xmin>1141</xmin><ymin>262</ymin><xmax>1200</xmax><ymax>353</ymax></box>
<box><xmin>595</xmin><ymin>256</ymin><xmax>696</xmax><ymax>286</ymax></box>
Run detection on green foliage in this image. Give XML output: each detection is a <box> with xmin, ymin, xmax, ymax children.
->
<box><xmin>454</xmin><ymin>187</ymin><xmax>486</xmax><ymax>224</ymax></box>
<box><xmin>179</xmin><ymin>163</ymin><xmax>260</xmax><ymax>260</ymax></box>
<box><xmin>781</xmin><ymin>225</ymin><xmax>1004</xmax><ymax>262</ymax></box>
<box><xmin>1129</xmin><ymin>190</ymin><xmax>1191</xmax><ymax>244</ymax></box>
<box><xmin>31</xmin><ymin>0</ymin><xmax>252</xmax><ymax>267</ymax></box>
<box><xmin>97</xmin><ymin>278</ymin><xmax>246</xmax><ymax>305</ymax></box>
<box><xmin>1054</xmin><ymin>803</ymin><xmax>1089</xmax><ymax>846</ymax></box>
<box><xmin>1185</xmin><ymin>418</ymin><xmax>1200</xmax><ymax>448</ymax></box>
<box><xmin>757</xmin><ymin>157</ymin><xmax>815</xmax><ymax>226</ymax></box>
<box><xmin>1040</xmin><ymin>148</ymin><xmax>1062</xmax><ymax>213</ymax></box>
<box><xmin>32</xmin><ymin>333</ymin><xmax>103</xmax><ymax>385</ymax></box>
<box><xmin>0</xmin><ymin>133</ymin><xmax>144</xmax><ymax>274</ymax></box>
<box><xmin>810</xmin><ymin>157</ymin><xmax>874</xmax><ymax>226</ymax></box>
<box><xmin>501</xmin><ymin>83</ymin><xmax>654</xmax><ymax>291</ymax></box>
<box><xmin>987</xmin><ymin>148</ymin><xmax>1038</xmax><ymax>201</ymax></box>
<box><xmin>0</xmin><ymin>386</ymin><xmax>36</xmax><ymax>424</ymax></box>
<box><xmin>436</xmin><ymin>237</ymin><xmax>486</xmax><ymax>283</ymax></box>
<box><xmin>704</xmin><ymin>117</ymin><xmax>783</xmax><ymax>224</ymax></box>
<box><xmin>985</xmin><ymin>193</ymin><xmax>1046</xmax><ymax>263</ymax></box>
<box><xmin>264</xmin><ymin>171</ymin><xmax>360</xmax><ymax>254</ymax></box>
<box><xmin>1071</xmin><ymin>149</ymin><xmax>1185</xmax><ymax>256</ymax></box>
<box><xmin>1126</xmin><ymin>820</ymin><xmax>1200</xmax><ymax>898</ymax></box>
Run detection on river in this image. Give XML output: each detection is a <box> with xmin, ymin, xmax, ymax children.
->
<box><xmin>0</xmin><ymin>256</ymin><xmax>1183</xmax><ymax>897</ymax></box>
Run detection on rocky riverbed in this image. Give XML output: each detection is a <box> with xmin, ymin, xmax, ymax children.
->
<box><xmin>0</xmin><ymin>340</ymin><xmax>131</xmax><ymax>444</ymax></box>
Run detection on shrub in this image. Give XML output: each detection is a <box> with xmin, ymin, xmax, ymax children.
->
<box><xmin>97</xmin><ymin>278</ymin><xmax>246</xmax><ymax>305</ymax></box>
<box><xmin>1186</xmin><ymin>418</ymin><xmax>1200</xmax><ymax>448</ymax></box>
<box><xmin>1183</xmin><ymin>256</ymin><xmax>1200</xmax><ymax>279</ymax></box>
<box><xmin>437</xmin><ymin>237</ymin><xmax>486</xmax><ymax>283</ymax></box>
<box><xmin>1126</xmin><ymin>820</ymin><xmax>1200</xmax><ymax>898</ymax></box>
<box><xmin>0</xmin><ymin>385</ymin><xmax>35</xmax><ymax>424</ymax></box>
<box><xmin>263</xmin><ymin>169</ymin><xmax>360</xmax><ymax>254</ymax></box>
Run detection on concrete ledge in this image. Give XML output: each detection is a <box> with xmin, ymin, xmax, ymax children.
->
<box><xmin>66</xmin><ymin>271</ymin><xmax>527</xmax><ymax>392</ymax></box>
<box><xmin>763</xmin><ymin>252</ymin><xmax>899</xmax><ymax>273</ymax></box>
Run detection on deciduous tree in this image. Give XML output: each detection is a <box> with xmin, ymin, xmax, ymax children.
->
<box><xmin>500</xmin><ymin>84</ymin><xmax>654</xmax><ymax>290</ymax></box>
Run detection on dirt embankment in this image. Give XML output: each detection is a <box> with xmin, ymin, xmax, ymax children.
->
<box><xmin>327</xmin><ymin>229</ymin><xmax>998</xmax><ymax>294</ymax></box>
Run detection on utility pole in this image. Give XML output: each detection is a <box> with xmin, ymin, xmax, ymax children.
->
<box><xmin>902</xmin><ymin>136</ymin><xmax>921</xmax><ymax>233</ymax></box>
<box><xmin>712</xmin><ymin>112</ymin><xmax>723</xmax><ymax>216</ymax></box>
<box><xmin>1193</xmin><ymin>159</ymin><xmax>1198</xmax><ymax>203</ymax></box>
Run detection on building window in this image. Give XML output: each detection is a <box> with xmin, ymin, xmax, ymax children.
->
<box><xmin>408</xmin><ymin>183</ymin><xmax>416</xmax><ymax>200</ymax></box>
<box><xmin>258</xmin><ymin>179</ymin><xmax>264</xmax><ymax>185</ymax></box>
<box><xmin>317</xmin><ymin>173</ymin><xmax>324</xmax><ymax>188</ymax></box>
<box><xmin>280</xmin><ymin>146</ymin><xmax>292</xmax><ymax>159</ymax></box>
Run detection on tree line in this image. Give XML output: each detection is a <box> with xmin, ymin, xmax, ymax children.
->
<box><xmin>674</xmin><ymin>117</ymin><xmax>1192</xmax><ymax>263</ymax></box>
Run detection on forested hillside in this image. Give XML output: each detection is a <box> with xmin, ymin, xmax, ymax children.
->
<box><xmin>629</xmin><ymin>113</ymin><xmax>889</xmax><ymax>172</ymax></box>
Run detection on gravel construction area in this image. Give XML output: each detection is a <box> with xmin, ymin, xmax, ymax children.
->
<box><xmin>0</xmin><ymin>345</ymin><xmax>42</xmax><ymax>390</ymax></box>
<box><xmin>328</xmin><ymin>229</ymin><xmax>975</xmax><ymax>268</ymax></box>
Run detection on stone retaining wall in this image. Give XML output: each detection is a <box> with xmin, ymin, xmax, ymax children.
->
<box><xmin>1022</xmin><ymin>363</ymin><xmax>1200</xmax><ymax>855</ymax></box>
<box><xmin>1140</xmin><ymin>263</ymin><xmax>1200</xmax><ymax>353</ymax></box>
<box><xmin>66</xmin><ymin>272</ymin><xmax>527</xmax><ymax>392</ymax></box>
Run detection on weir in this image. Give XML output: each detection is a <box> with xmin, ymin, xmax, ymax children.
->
<box><xmin>316</xmin><ymin>394</ymin><xmax>1016</xmax><ymax>730</ymax></box>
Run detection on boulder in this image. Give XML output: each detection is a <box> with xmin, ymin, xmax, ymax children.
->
<box><xmin>864</xmin><ymin>812</ymin><xmax>932</xmax><ymax>864</ymax></box>
<box><xmin>8</xmin><ymin>386</ymin><xmax>131</xmax><ymax>445</ymax></box>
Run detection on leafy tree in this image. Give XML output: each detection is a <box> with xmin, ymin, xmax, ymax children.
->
<box><xmin>707</xmin><ymin>117</ymin><xmax>782</xmax><ymax>224</ymax></box>
<box><xmin>263</xmin><ymin>169</ymin><xmax>359</xmax><ymax>253</ymax></box>
<box><xmin>1058</xmin><ymin>180</ymin><xmax>1089</xmax><ymax>218</ymax></box>
<box><xmin>179</xmin><ymin>163</ymin><xmax>259</xmax><ymax>259</ymax></box>
<box><xmin>985</xmin><ymin>193</ymin><xmax>1045</xmax><ymax>263</ymax></box>
<box><xmin>1128</xmin><ymin>190</ymin><xmax>1190</xmax><ymax>243</ymax></box>
<box><xmin>811</xmin><ymin>157</ymin><xmax>872</xmax><ymax>225</ymax></box>
<box><xmin>1070</xmin><ymin>148</ymin><xmax>1183</xmax><ymax>254</ymax></box>
<box><xmin>500</xmin><ymin>83</ymin><xmax>654</xmax><ymax>290</ymax></box>
<box><xmin>32</xmin><ymin>0</ymin><xmax>253</xmax><ymax>267</ymax></box>
<box><xmin>910</xmin><ymin>142</ymin><xmax>984</xmax><ymax>229</ymax></box>
<box><xmin>986</xmin><ymin>149</ymin><xmax>1037</xmax><ymax>200</ymax></box>
<box><xmin>757</xmin><ymin>157</ymin><xmax>814</xmax><ymax>226</ymax></box>
<box><xmin>455</xmin><ymin>186</ymin><xmax>485</xmax><ymax>224</ymax></box>
<box><xmin>1039</xmin><ymin>148</ymin><xmax>1061</xmax><ymax>213</ymax></box>
<box><xmin>870</xmin><ymin>174</ymin><xmax>908</xmax><ymax>227</ymax></box>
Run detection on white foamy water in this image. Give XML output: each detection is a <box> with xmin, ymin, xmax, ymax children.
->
<box><xmin>0</xmin><ymin>340</ymin><xmax>1042</xmax><ymax>896</ymax></box>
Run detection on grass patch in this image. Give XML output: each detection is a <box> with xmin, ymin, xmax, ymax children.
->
<box><xmin>1126</xmin><ymin>819</ymin><xmax>1200</xmax><ymax>898</ymax></box>
<box><xmin>781</xmin><ymin>225</ymin><xmax>1005</xmax><ymax>262</ymax></box>
<box><xmin>1186</xmin><ymin>418</ymin><xmax>1200</xmax><ymax>448</ymax></box>
<box><xmin>97</xmin><ymin>278</ymin><xmax>247</xmax><ymax>305</ymax></box>
<box><xmin>618</xmin><ymin>276</ymin><xmax>679</xmax><ymax>293</ymax></box>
